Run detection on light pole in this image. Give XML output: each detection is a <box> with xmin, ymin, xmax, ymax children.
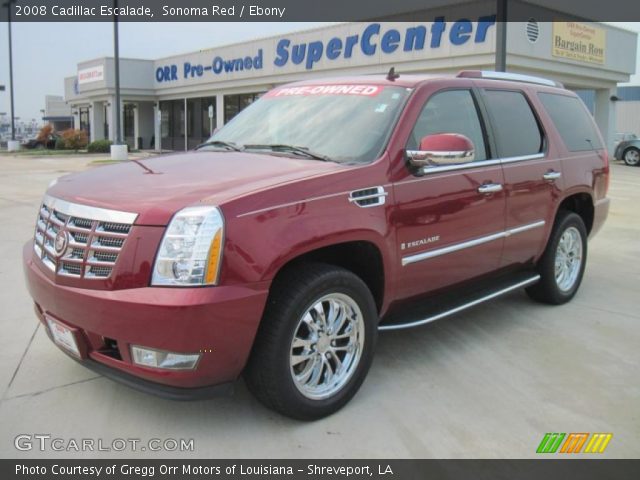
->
<box><xmin>110</xmin><ymin>0</ymin><xmax>127</xmax><ymax>160</ymax></box>
<box><xmin>3</xmin><ymin>0</ymin><xmax>18</xmax><ymax>149</ymax></box>
<box><xmin>495</xmin><ymin>0</ymin><xmax>508</xmax><ymax>72</ymax></box>
<box><xmin>113</xmin><ymin>7</ymin><xmax>121</xmax><ymax>145</ymax></box>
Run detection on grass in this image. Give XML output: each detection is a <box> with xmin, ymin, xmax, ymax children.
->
<box><xmin>88</xmin><ymin>159</ymin><xmax>124</xmax><ymax>165</ymax></box>
<box><xmin>0</xmin><ymin>149</ymin><xmax>93</xmax><ymax>156</ymax></box>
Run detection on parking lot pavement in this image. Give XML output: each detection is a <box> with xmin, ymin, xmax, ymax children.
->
<box><xmin>0</xmin><ymin>154</ymin><xmax>638</xmax><ymax>459</ymax></box>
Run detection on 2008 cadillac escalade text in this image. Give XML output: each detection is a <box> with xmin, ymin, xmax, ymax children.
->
<box><xmin>21</xmin><ymin>5</ymin><xmax>286</xmax><ymax>18</ymax></box>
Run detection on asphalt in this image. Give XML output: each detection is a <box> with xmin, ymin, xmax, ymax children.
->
<box><xmin>0</xmin><ymin>152</ymin><xmax>638</xmax><ymax>458</ymax></box>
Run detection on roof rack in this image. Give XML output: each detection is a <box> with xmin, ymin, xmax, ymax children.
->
<box><xmin>457</xmin><ymin>70</ymin><xmax>563</xmax><ymax>88</ymax></box>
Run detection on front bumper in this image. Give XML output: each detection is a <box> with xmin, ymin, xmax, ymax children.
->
<box><xmin>23</xmin><ymin>241</ymin><xmax>269</xmax><ymax>394</ymax></box>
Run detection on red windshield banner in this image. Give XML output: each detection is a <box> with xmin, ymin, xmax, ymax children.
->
<box><xmin>264</xmin><ymin>85</ymin><xmax>383</xmax><ymax>98</ymax></box>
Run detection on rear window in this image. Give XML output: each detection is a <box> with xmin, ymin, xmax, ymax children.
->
<box><xmin>483</xmin><ymin>90</ymin><xmax>544</xmax><ymax>159</ymax></box>
<box><xmin>538</xmin><ymin>93</ymin><xmax>603</xmax><ymax>151</ymax></box>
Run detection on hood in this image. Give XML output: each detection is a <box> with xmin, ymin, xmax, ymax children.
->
<box><xmin>47</xmin><ymin>151</ymin><xmax>345</xmax><ymax>225</ymax></box>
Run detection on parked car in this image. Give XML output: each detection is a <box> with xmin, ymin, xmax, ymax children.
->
<box><xmin>23</xmin><ymin>71</ymin><xmax>609</xmax><ymax>420</ymax></box>
<box><xmin>22</xmin><ymin>133</ymin><xmax>60</xmax><ymax>150</ymax></box>
<box><xmin>614</xmin><ymin>132</ymin><xmax>640</xmax><ymax>166</ymax></box>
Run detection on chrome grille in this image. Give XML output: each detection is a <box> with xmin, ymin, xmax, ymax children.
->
<box><xmin>33</xmin><ymin>195</ymin><xmax>137</xmax><ymax>280</ymax></box>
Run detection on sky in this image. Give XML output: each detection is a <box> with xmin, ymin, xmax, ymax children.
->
<box><xmin>1</xmin><ymin>21</ymin><xmax>639</xmax><ymax>121</ymax></box>
<box><xmin>0</xmin><ymin>22</ymin><xmax>330</xmax><ymax>120</ymax></box>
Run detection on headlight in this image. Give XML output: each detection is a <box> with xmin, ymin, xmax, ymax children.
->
<box><xmin>151</xmin><ymin>205</ymin><xmax>224</xmax><ymax>286</ymax></box>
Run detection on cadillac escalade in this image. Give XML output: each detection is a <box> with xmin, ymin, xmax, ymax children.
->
<box><xmin>23</xmin><ymin>71</ymin><xmax>610</xmax><ymax>420</ymax></box>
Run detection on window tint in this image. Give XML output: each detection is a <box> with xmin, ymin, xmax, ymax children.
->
<box><xmin>483</xmin><ymin>90</ymin><xmax>543</xmax><ymax>158</ymax></box>
<box><xmin>409</xmin><ymin>90</ymin><xmax>487</xmax><ymax>161</ymax></box>
<box><xmin>538</xmin><ymin>93</ymin><xmax>603</xmax><ymax>151</ymax></box>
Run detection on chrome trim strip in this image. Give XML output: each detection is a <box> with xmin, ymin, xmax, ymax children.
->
<box><xmin>506</xmin><ymin>220</ymin><xmax>546</xmax><ymax>236</ymax></box>
<box><xmin>378</xmin><ymin>274</ymin><xmax>541</xmax><ymax>331</ymax></box>
<box><xmin>237</xmin><ymin>184</ymin><xmax>393</xmax><ymax>218</ymax></box>
<box><xmin>500</xmin><ymin>153</ymin><xmax>545</xmax><ymax>165</ymax></box>
<box><xmin>416</xmin><ymin>159</ymin><xmax>502</xmax><ymax>175</ymax></box>
<box><xmin>402</xmin><ymin>232</ymin><xmax>505</xmax><ymax>266</ymax></box>
<box><xmin>408</xmin><ymin>153</ymin><xmax>545</xmax><ymax>177</ymax></box>
<box><xmin>237</xmin><ymin>191</ymin><xmax>349</xmax><ymax>218</ymax></box>
<box><xmin>42</xmin><ymin>194</ymin><xmax>138</xmax><ymax>225</ymax></box>
<box><xmin>402</xmin><ymin>220</ymin><xmax>545</xmax><ymax>266</ymax></box>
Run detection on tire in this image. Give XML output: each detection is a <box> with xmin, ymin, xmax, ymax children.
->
<box><xmin>245</xmin><ymin>263</ymin><xmax>378</xmax><ymax>420</ymax></box>
<box><xmin>526</xmin><ymin>211</ymin><xmax>588</xmax><ymax>305</ymax></box>
<box><xmin>623</xmin><ymin>147</ymin><xmax>640</xmax><ymax>166</ymax></box>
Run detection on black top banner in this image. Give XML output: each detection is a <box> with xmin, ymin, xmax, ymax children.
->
<box><xmin>0</xmin><ymin>0</ymin><xmax>639</xmax><ymax>22</ymax></box>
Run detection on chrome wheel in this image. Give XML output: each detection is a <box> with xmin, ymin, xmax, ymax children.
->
<box><xmin>624</xmin><ymin>148</ymin><xmax>640</xmax><ymax>166</ymax></box>
<box><xmin>290</xmin><ymin>293</ymin><xmax>365</xmax><ymax>400</ymax></box>
<box><xmin>554</xmin><ymin>226</ymin><xmax>583</xmax><ymax>292</ymax></box>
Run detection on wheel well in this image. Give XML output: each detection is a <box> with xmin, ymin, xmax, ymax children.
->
<box><xmin>271</xmin><ymin>241</ymin><xmax>385</xmax><ymax>312</ymax></box>
<box><xmin>558</xmin><ymin>193</ymin><xmax>594</xmax><ymax>234</ymax></box>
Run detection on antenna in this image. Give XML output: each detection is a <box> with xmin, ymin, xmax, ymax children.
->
<box><xmin>387</xmin><ymin>67</ymin><xmax>400</xmax><ymax>81</ymax></box>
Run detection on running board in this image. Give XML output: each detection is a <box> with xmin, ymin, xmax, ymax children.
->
<box><xmin>378</xmin><ymin>273</ymin><xmax>540</xmax><ymax>331</ymax></box>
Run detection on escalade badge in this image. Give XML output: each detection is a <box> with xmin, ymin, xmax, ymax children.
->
<box><xmin>54</xmin><ymin>230</ymin><xmax>69</xmax><ymax>257</ymax></box>
<box><xmin>401</xmin><ymin>235</ymin><xmax>440</xmax><ymax>250</ymax></box>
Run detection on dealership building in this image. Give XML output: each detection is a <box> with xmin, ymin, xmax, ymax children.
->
<box><xmin>60</xmin><ymin>19</ymin><xmax>637</xmax><ymax>154</ymax></box>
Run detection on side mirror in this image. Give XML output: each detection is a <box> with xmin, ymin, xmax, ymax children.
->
<box><xmin>406</xmin><ymin>133</ymin><xmax>475</xmax><ymax>169</ymax></box>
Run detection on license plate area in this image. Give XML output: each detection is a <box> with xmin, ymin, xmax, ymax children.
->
<box><xmin>46</xmin><ymin>316</ymin><xmax>82</xmax><ymax>358</ymax></box>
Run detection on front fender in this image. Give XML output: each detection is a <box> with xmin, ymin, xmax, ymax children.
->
<box><xmin>220</xmin><ymin>189</ymin><xmax>396</xmax><ymax>296</ymax></box>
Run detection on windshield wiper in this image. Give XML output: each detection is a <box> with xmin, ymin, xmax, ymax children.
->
<box><xmin>195</xmin><ymin>140</ymin><xmax>242</xmax><ymax>151</ymax></box>
<box><xmin>243</xmin><ymin>144</ymin><xmax>334</xmax><ymax>162</ymax></box>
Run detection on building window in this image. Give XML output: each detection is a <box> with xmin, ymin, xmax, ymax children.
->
<box><xmin>79</xmin><ymin>107</ymin><xmax>90</xmax><ymax>135</ymax></box>
<box><xmin>201</xmin><ymin>97</ymin><xmax>216</xmax><ymax>138</ymax></box>
<box><xmin>186</xmin><ymin>99</ymin><xmax>196</xmax><ymax>139</ymax></box>
<box><xmin>224</xmin><ymin>93</ymin><xmax>261</xmax><ymax>124</ymax></box>
<box><xmin>103</xmin><ymin>105</ymin><xmax>109</xmax><ymax>139</ymax></box>
<box><xmin>160</xmin><ymin>101</ymin><xmax>172</xmax><ymax>139</ymax></box>
<box><xmin>159</xmin><ymin>97</ymin><xmax>218</xmax><ymax>150</ymax></box>
<box><xmin>159</xmin><ymin>100</ymin><xmax>184</xmax><ymax>150</ymax></box>
<box><xmin>177</xmin><ymin>101</ymin><xmax>185</xmax><ymax>137</ymax></box>
<box><xmin>124</xmin><ymin>104</ymin><xmax>135</xmax><ymax>137</ymax></box>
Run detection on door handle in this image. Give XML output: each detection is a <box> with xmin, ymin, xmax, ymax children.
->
<box><xmin>477</xmin><ymin>183</ymin><xmax>503</xmax><ymax>194</ymax></box>
<box><xmin>543</xmin><ymin>171</ymin><xmax>562</xmax><ymax>181</ymax></box>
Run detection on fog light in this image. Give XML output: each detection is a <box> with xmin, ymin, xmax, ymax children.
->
<box><xmin>131</xmin><ymin>346</ymin><xmax>201</xmax><ymax>370</ymax></box>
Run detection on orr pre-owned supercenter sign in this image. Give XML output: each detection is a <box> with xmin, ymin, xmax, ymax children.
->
<box><xmin>155</xmin><ymin>16</ymin><xmax>497</xmax><ymax>84</ymax></box>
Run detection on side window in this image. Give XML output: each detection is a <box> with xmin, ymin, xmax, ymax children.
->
<box><xmin>483</xmin><ymin>90</ymin><xmax>544</xmax><ymax>158</ymax></box>
<box><xmin>538</xmin><ymin>93</ymin><xmax>603</xmax><ymax>151</ymax></box>
<box><xmin>408</xmin><ymin>90</ymin><xmax>487</xmax><ymax>161</ymax></box>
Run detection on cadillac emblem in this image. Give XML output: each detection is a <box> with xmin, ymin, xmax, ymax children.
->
<box><xmin>54</xmin><ymin>230</ymin><xmax>69</xmax><ymax>257</ymax></box>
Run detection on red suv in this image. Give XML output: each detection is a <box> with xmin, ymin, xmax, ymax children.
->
<box><xmin>23</xmin><ymin>71</ymin><xmax>609</xmax><ymax>420</ymax></box>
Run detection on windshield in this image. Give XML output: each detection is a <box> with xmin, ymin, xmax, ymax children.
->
<box><xmin>206</xmin><ymin>84</ymin><xmax>411</xmax><ymax>163</ymax></box>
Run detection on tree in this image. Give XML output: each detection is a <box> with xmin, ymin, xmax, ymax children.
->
<box><xmin>61</xmin><ymin>129</ymin><xmax>89</xmax><ymax>151</ymax></box>
<box><xmin>36</xmin><ymin>123</ymin><xmax>53</xmax><ymax>144</ymax></box>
